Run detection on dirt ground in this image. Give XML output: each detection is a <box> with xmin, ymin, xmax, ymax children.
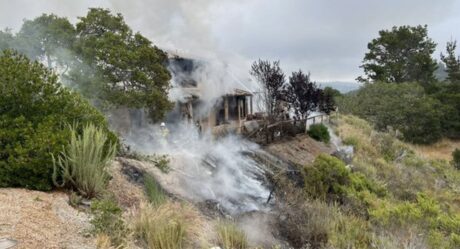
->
<box><xmin>0</xmin><ymin>188</ymin><xmax>94</xmax><ymax>249</ymax></box>
<box><xmin>266</xmin><ymin>134</ymin><xmax>334</xmax><ymax>166</ymax></box>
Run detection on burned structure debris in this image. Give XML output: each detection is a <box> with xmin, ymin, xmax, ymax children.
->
<box><xmin>168</xmin><ymin>55</ymin><xmax>257</xmax><ymax>135</ymax></box>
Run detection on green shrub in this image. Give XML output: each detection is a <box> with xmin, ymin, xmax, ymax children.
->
<box><xmin>52</xmin><ymin>124</ymin><xmax>117</xmax><ymax>198</ymax></box>
<box><xmin>370</xmin><ymin>193</ymin><xmax>444</xmax><ymax>228</ymax></box>
<box><xmin>217</xmin><ymin>222</ymin><xmax>248</xmax><ymax>249</ymax></box>
<box><xmin>304</xmin><ymin>154</ymin><xmax>386</xmax><ymax>207</ymax></box>
<box><xmin>0</xmin><ymin>50</ymin><xmax>116</xmax><ymax>190</ymax></box>
<box><xmin>450</xmin><ymin>233</ymin><xmax>460</xmax><ymax>249</ymax></box>
<box><xmin>307</xmin><ymin>124</ymin><xmax>330</xmax><ymax>143</ymax></box>
<box><xmin>303</xmin><ymin>154</ymin><xmax>350</xmax><ymax>200</ymax></box>
<box><xmin>343</xmin><ymin>136</ymin><xmax>360</xmax><ymax>148</ymax></box>
<box><xmin>90</xmin><ymin>197</ymin><xmax>126</xmax><ymax>247</ymax></box>
<box><xmin>349</xmin><ymin>173</ymin><xmax>387</xmax><ymax>198</ymax></box>
<box><xmin>150</xmin><ymin>154</ymin><xmax>171</xmax><ymax>173</ymax></box>
<box><xmin>452</xmin><ymin>149</ymin><xmax>460</xmax><ymax>170</ymax></box>
<box><xmin>144</xmin><ymin>174</ymin><xmax>166</xmax><ymax>207</ymax></box>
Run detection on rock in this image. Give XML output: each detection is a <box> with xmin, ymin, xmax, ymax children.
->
<box><xmin>332</xmin><ymin>145</ymin><xmax>354</xmax><ymax>165</ymax></box>
<box><xmin>81</xmin><ymin>199</ymin><xmax>92</xmax><ymax>207</ymax></box>
<box><xmin>0</xmin><ymin>238</ymin><xmax>17</xmax><ymax>249</ymax></box>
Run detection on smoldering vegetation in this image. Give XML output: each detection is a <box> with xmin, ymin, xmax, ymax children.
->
<box><xmin>121</xmin><ymin>120</ymin><xmax>275</xmax><ymax>215</ymax></box>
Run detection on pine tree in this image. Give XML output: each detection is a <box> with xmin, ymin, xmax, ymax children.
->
<box><xmin>440</xmin><ymin>40</ymin><xmax>460</xmax><ymax>83</ymax></box>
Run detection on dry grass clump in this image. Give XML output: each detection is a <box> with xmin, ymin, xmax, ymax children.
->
<box><xmin>410</xmin><ymin>138</ymin><xmax>460</xmax><ymax>161</ymax></box>
<box><xmin>133</xmin><ymin>201</ymin><xmax>204</xmax><ymax>249</ymax></box>
<box><xmin>95</xmin><ymin>234</ymin><xmax>112</xmax><ymax>249</ymax></box>
<box><xmin>274</xmin><ymin>172</ymin><xmax>337</xmax><ymax>248</ymax></box>
<box><xmin>216</xmin><ymin>221</ymin><xmax>249</xmax><ymax>249</ymax></box>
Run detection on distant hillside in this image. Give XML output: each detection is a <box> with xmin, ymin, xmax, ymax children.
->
<box><xmin>318</xmin><ymin>81</ymin><xmax>360</xmax><ymax>93</ymax></box>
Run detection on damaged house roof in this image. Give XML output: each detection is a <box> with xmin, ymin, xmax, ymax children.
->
<box><xmin>168</xmin><ymin>54</ymin><xmax>253</xmax><ymax>101</ymax></box>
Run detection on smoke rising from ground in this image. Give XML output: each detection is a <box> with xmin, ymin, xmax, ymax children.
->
<box><xmin>124</xmin><ymin>122</ymin><xmax>272</xmax><ymax>215</ymax></box>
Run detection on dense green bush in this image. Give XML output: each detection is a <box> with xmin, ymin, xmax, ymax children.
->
<box><xmin>307</xmin><ymin>124</ymin><xmax>330</xmax><ymax>143</ymax></box>
<box><xmin>452</xmin><ymin>149</ymin><xmax>460</xmax><ymax>170</ymax></box>
<box><xmin>52</xmin><ymin>124</ymin><xmax>117</xmax><ymax>198</ymax></box>
<box><xmin>303</xmin><ymin>154</ymin><xmax>350</xmax><ymax>200</ymax></box>
<box><xmin>304</xmin><ymin>154</ymin><xmax>385</xmax><ymax>202</ymax></box>
<box><xmin>0</xmin><ymin>50</ymin><xmax>116</xmax><ymax>190</ymax></box>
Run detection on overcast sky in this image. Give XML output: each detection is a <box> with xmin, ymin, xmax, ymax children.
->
<box><xmin>1</xmin><ymin>0</ymin><xmax>460</xmax><ymax>82</ymax></box>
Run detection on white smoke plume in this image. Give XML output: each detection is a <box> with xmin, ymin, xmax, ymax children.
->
<box><xmin>124</xmin><ymin>122</ymin><xmax>272</xmax><ymax>215</ymax></box>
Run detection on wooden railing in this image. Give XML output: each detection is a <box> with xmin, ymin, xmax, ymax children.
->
<box><xmin>245</xmin><ymin>112</ymin><xmax>330</xmax><ymax>144</ymax></box>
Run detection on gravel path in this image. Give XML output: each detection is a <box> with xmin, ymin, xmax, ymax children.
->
<box><xmin>0</xmin><ymin>188</ymin><xmax>94</xmax><ymax>249</ymax></box>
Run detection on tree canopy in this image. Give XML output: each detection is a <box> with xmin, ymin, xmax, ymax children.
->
<box><xmin>72</xmin><ymin>8</ymin><xmax>173</xmax><ymax>121</ymax></box>
<box><xmin>283</xmin><ymin>70</ymin><xmax>320</xmax><ymax>119</ymax></box>
<box><xmin>337</xmin><ymin>82</ymin><xmax>444</xmax><ymax>144</ymax></box>
<box><xmin>17</xmin><ymin>14</ymin><xmax>76</xmax><ymax>69</ymax></box>
<box><xmin>440</xmin><ymin>40</ymin><xmax>460</xmax><ymax>83</ymax></box>
<box><xmin>0</xmin><ymin>50</ymin><xmax>116</xmax><ymax>190</ymax></box>
<box><xmin>250</xmin><ymin>59</ymin><xmax>285</xmax><ymax>119</ymax></box>
<box><xmin>358</xmin><ymin>25</ymin><xmax>437</xmax><ymax>85</ymax></box>
<box><xmin>0</xmin><ymin>9</ymin><xmax>173</xmax><ymax>122</ymax></box>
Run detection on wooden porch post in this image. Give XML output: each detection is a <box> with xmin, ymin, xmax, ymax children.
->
<box><xmin>224</xmin><ymin>96</ymin><xmax>229</xmax><ymax>123</ymax></box>
<box><xmin>237</xmin><ymin>98</ymin><xmax>242</xmax><ymax>123</ymax></box>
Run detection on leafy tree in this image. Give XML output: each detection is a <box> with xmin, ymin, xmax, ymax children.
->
<box><xmin>432</xmin><ymin>83</ymin><xmax>460</xmax><ymax>139</ymax></box>
<box><xmin>440</xmin><ymin>40</ymin><xmax>460</xmax><ymax>82</ymax></box>
<box><xmin>0</xmin><ymin>50</ymin><xmax>116</xmax><ymax>190</ymax></box>
<box><xmin>318</xmin><ymin>87</ymin><xmax>337</xmax><ymax>115</ymax></box>
<box><xmin>358</xmin><ymin>25</ymin><xmax>437</xmax><ymax>85</ymax></box>
<box><xmin>0</xmin><ymin>29</ymin><xmax>16</xmax><ymax>51</ymax></box>
<box><xmin>323</xmin><ymin>86</ymin><xmax>341</xmax><ymax>98</ymax></box>
<box><xmin>73</xmin><ymin>8</ymin><xmax>173</xmax><ymax>121</ymax></box>
<box><xmin>250</xmin><ymin>59</ymin><xmax>285</xmax><ymax>120</ymax></box>
<box><xmin>281</xmin><ymin>71</ymin><xmax>336</xmax><ymax>118</ymax></box>
<box><xmin>16</xmin><ymin>14</ymin><xmax>76</xmax><ymax>69</ymax></box>
<box><xmin>284</xmin><ymin>70</ymin><xmax>319</xmax><ymax>119</ymax></box>
<box><xmin>337</xmin><ymin>82</ymin><xmax>443</xmax><ymax>144</ymax></box>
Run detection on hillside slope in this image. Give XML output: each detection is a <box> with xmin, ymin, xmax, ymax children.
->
<box><xmin>266</xmin><ymin>134</ymin><xmax>334</xmax><ymax>166</ymax></box>
<box><xmin>329</xmin><ymin>115</ymin><xmax>460</xmax><ymax>248</ymax></box>
<box><xmin>0</xmin><ymin>189</ymin><xmax>94</xmax><ymax>249</ymax></box>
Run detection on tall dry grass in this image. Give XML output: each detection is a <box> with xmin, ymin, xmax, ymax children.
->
<box><xmin>216</xmin><ymin>221</ymin><xmax>249</xmax><ymax>249</ymax></box>
<box><xmin>410</xmin><ymin>138</ymin><xmax>460</xmax><ymax>161</ymax></box>
<box><xmin>133</xmin><ymin>201</ymin><xmax>204</xmax><ymax>249</ymax></box>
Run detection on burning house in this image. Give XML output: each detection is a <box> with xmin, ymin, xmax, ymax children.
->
<box><xmin>168</xmin><ymin>55</ymin><xmax>257</xmax><ymax>135</ymax></box>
